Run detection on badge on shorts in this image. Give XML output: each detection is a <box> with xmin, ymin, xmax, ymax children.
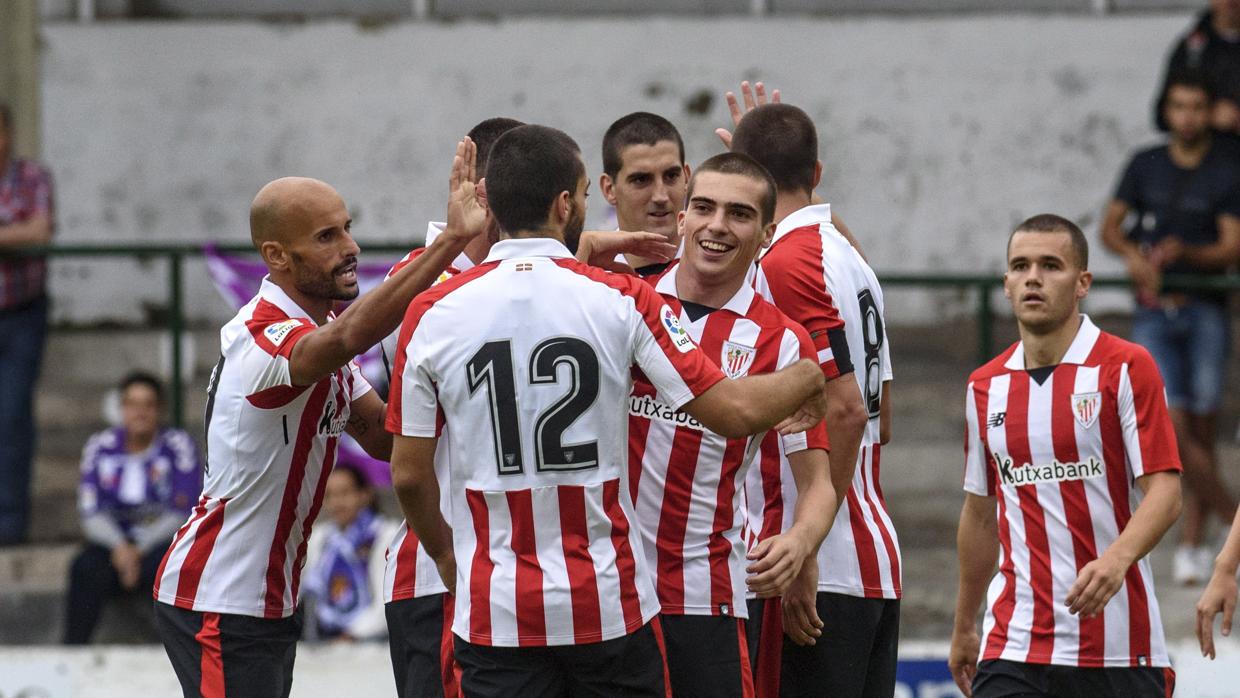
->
<box><xmin>1071</xmin><ymin>392</ymin><xmax>1101</xmax><ymax>429</ymax></box>
<box><xmin>721</xmin><ymin>341</ymin><xmax>756</xmax><ymax>379</ymax></box>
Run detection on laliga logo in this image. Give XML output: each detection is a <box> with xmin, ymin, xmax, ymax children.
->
<box><xmin>660</xmin><ymin>305</ymin><xmax>695</xmax><ymax>353</ymax></box>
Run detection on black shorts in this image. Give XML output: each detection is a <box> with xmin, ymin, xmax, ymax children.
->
<box><xmin>747</xmin><ymin>592</ymin><xmax>899</xmax><ymax>698</ymax></box>
<box><xmin>660</xmin><ymin>614</ymin><xmax>753</xmax><ymax>698</ymax></box>
<box><xmin>154</xmin><ymin>600</ymin><xmax>302</xmax><ymax>698</ymax></box>
<box><xmin>453</xmin><ymin>619</ymin><xmax>669</xmax><ymax>697</ymax></box>
<box><xmin>972</xmin><ymin>659</ymin><xmax>1174</xmax><ymax>698</ymax></box>
<box><xmin>385</xmin><ymin>594</ymin><xmax>459</xmax><ymax>698</ymax></box>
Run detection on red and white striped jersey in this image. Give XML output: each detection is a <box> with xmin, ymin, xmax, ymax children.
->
<box><xmin>750</xmin><ymin>204</ymin><xmax>902</xmax><ymax>599</ymax></box>
<box><xmin>155</xmin><ymin>277</ymin><xmax>372</xmax><ymax>618</ymax></box>
<box><xmin>628</xmin><ymin>264</ymin><xmax>828</xmax><ymax>618</ymax></box>
<box><xmin>386</xmin><ymin>237</ymin><xmax>726</xmax><ymax>647</ymax></box>
<box><xmin>964</xmin><ymin>315</ymin><xmax>1181</xmax><ymax>668</ymax></box>
<box><xmin>380</xmin><ymin>222</ymin><xmax>470</xmax><ymax>603</ymax></box>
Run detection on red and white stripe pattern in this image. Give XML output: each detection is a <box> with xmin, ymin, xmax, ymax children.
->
<box><xmin>155</xmin><ymin>278</ymin><xmax>370</xmax><ymax>618</ymax></box>
<box><xmin>380</xmin><ymin>223</ymin><xmax>470</xmax><ymax>603</ymax></box>
<box><xmin>629</xmin><ymin>265</ymin><xmax>826</xmax><ymax>618</ymax></box>
<box><xmin>751</xmin><ymin>204</ymin><xmax>902</xmax><ymax>599</ymax></box>
<box><xmin>386</xmin><ymin>238</ymin><xmax>726</xmax><ymax>647</ymax></box>
<box><xmin>964</xmin><ymin>316</ymin><xmax>1180</xmax><ymax>668</ymax></box>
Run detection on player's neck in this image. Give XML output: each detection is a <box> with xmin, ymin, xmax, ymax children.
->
<box><xmin>1169</xmin><ymin>133</ymin><xmax>1211</xmax><ymax>168</ymax></box>
<box><xmin>674</xmin><ymin>265</ymin><xmax>743</xmax><ymax>309</ymax></box>
<box><xmin>1018</xmin><ymin>313</ymin><xmax>1082</xmax><ymax>369</ymax></box>
<box><xmin>504</xmin><ymin>228</ymin><xmax>567</xmax><ymax>247</ymax></box>
<box><xmin>271</xmin><ymin>276</ymin><xmax>333</xmax><ymax>325</ymax></box>
<box><xmin>773</xmin><ymin>192</ymin><xmax>814</xmax><ymax>227</ymax></box>
<box><xmin>462</xmin><ymin>234</ymin><xmax>491</xmax><ymax>266</ymax></box>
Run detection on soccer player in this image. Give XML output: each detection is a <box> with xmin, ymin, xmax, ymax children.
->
<box><xmin>949</xmin><ymin>215</ymin><xmax>1183</xmax><ymax>698</ymax></box>
<box><xmin>600</xmin><ymin>112</ymin><xmax>690</xmax><ymax>276</ymax></box>
<box><xmin>152</xmin><ymin>141</ymin><xmax>487</xmax><ymax>698</ymax></box>
<box><xmin>627</xmin><ymin>152</ymin><xmax>835</xmax><ymax>697</ymax></box>
<box><xmin>386</xmin><ymin>124</ymin><xmax>828</xmax><ymax>696</ymax></box>
<box><xmin>379</xmin><ymin>117</ymin><xmax>522</xmax><ymax>698</ymax></box>
<box><xmin>731</xmin><ymin>103</ymin><xmax>897</xmax><ymax>697</ymax></box>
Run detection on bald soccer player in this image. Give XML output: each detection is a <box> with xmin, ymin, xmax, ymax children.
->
<box><xmin>152</xmin><ymin>143</ymin><xmax>487</xmax><ymax>698</ymax></box>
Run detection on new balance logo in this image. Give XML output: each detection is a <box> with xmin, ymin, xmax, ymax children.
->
<box><xmin>987</xmin><ymin>412</ymin><xmax>1006</xmax><ymax>429</ymax></box>
<box><xmin>993</xmin><ymin>453</ymin><xmax>1105</xmax><ymax>487</ymax></box>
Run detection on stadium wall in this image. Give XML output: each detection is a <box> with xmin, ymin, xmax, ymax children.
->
<box><xmin>41</xmin><ymin>14</ymin><xmax>1192</xmax><ymax>323</ymax></box>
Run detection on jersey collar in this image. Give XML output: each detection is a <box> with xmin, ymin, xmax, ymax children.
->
<box><xmin>258</xmin><ymin>276</ymin><xmax>321</xmax><ymax>326</ymax></box>
<box><xmin>484</xmin><ymin>237</ymin><xmax>574</xmax><ymax>263</ymax></box>
<box><xmin>656</xmin><ymin>261</ymin><xmax>756</xmax><ymax>317</ymax></box>
<box><xmin>424</xmin><ymin>221</ymin><xmax>476</xmax><ymax>271</ymax></box>
<box><xmin>1003</xmin><ymin>314</ymin><xmax>1101</xmax><ymax>370</ymax></box>
<box><xmin>766</xmin><ymin>202</ymin><xmax>833</xmax><ymax>252</ymax></box>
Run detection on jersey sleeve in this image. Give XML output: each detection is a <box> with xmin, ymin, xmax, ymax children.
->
<box><xmin>963</xmin><ymin>382</ymin><xmax>993</xmax><ymax>496</ymax></box>
<box><xmin>385</xmin><ymin>306</ymin><xmax>443</xmax><ymax>438</ymax></box>
<box><xmin>348</xmin><ymin>359</ymin><xmax>374</xmax><ymax>401</ymax></box>
<box><xmin>759</xmin><ymin>231</ymin><xmax>852</xmax><ymax>379</ymax></box>
<box><xmin>238</xmin><ymin>303</ymin><xmax>317</xmax><ymax>395</ymax></box>
<box><xmin>1118</xmin><ymin>349</ymin><xmax>1183</xmax><ymax>478</ymax></box>
<box><xmin>627</xmin><ymin>281</ymin><xmax>725</xmax><ymax>411</ymax></box>
<box><xmin>778</xmin><ymin>323</ymin><xmax>829</xmax><ymax>455</ymax></box>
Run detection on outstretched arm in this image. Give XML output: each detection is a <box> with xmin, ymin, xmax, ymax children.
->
<box><xmin>680</xmin><ymin>358</ymin><xmax>826</xmax><ymax>438</ymax></box>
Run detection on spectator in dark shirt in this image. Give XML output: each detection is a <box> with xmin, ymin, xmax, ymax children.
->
<box><xmin>63</xmin><ymin>372</ymin><xmax>202</xmax><ymax>644</ymax></box>
<box><xmin>1103</xmin><ymin>73</ymin><xmax>1240</xmax><ymax>585</ymax></box>
<box><xmin>1156</xmin><ymin>0</ymin><xmax>1240</xmax><ymax>134</ymax></box>
<box><xmin>0</xmin><ymin>101</ymin><xmax>54</xmax><ymax>546</ymax></box>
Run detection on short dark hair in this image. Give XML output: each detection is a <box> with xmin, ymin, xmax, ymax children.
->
<box><xmin>1163</xmin><ymin>71</ymin><xmax>1214</xmax><ymax>103</ymax></box>
<box><xmin>119</xmin><ymin>371</ymin><xmax>165</xmax><ymax>403</ymax></box>
<box><xmin>331</xmin><ymin>462</ymin><xmax>372</xmax><ymax>493</ymax></box>
<box><xmin>687</xmin><ymin>152</ymin><xmax>778</xmax><ymax>226</ymax></box>
<box><xmin>601</xmin><ymin>112</ymin><xmax>685</xmax><ymax>178</ymax></box>
<box><xmin>1009</xmin><ymin>213</ymin><xmax>1089</xmax><ymax>269</ymax></box>
<box><xmin>731</xmin><ymin>104</ymin><xmax>818</xmax><ymax>196</ymax></box>
<box><xmin>467</xmin><ymin>117</ymin><xmax>524</xmax><ymax>175</ymax></box>
<box><xmin>486</xmin><ymin>125</ymin><xmax>584</xmax><ymax>235</ymax></box>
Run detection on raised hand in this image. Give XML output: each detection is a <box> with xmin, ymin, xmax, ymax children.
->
<box><xmin>715</xmin><ymin>80</ymin><xmax>782</xmax><ymax>149</ymax></box>
<box><xmin>575</xmin><ymin>230</ymin><xmax>678</xmax><ymax>274</ymax></box>
<box><xmin>442</xmin><ymin>137</ymin><xmax>489</xmax><ymax>245</ymax></box>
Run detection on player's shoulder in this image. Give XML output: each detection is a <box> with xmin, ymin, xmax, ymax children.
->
<box><xmin>551</xmin><ymin>257</ymin><xmax>660</xmax><ymax>304</ymax></box>
<box><xmin>968</xmin><ymin>342</ymin><xmax>1020</xmax><ymax>384</ymax></box>
<box><xmin>385</xmin><ymin>247</ymin><xmax>428</xmax><ymax>280</ymax></box>
<box><xmin>407</xmin><ymin>260</ymin><xmax>503</xmax><ymax>318</ymax></box>
<box><xmin>745</xmin><ymin>293</ymin><xmax>810</xmax><ymax>339</ymax></box>
<box><xmin>1085</xmin><ymin>330</ymin><xmax>1157</xmax><ymax>369</ymax></box>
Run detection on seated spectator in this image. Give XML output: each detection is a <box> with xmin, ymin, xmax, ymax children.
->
<box><xmin>1102</xmin><ymin>72</ymin><xmax>1240</xmax><ymax>585</ymax></box>
<box><xmin>303</xmin><ymin>464</ymin><xmax>398</xmax><ymax>641</ymax></box>
<box><xmin>63</xmin><ymin>372</ymin><xmax>202</xmax><ymax>644</ymax></box>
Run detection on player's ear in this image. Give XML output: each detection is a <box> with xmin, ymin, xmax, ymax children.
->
<box><xmin>761</xmin><ymin>221</ymin><xmax>776</xmax><ymax>248</ymax></box>
<box><xmin>1076</xmin><ymin>270</ymin><xmax>1093</xmax><ymax>299</ymax></box>
<box><xmin>599</xmin><ymin>173</ymin><xmax>617</xmax><ymax>206</ymax></box>
<box><xmin>260</xmin><ymin>240</ymin><xmax>288</xmax><ymax>271</ymax></box>
<box><xmin>1002</xmin><ymin>271</ymin><xmax>1013</xmax><ymax>299</ymax></box>
<box><xmin>813</xmin><ymin>161</ymin><xmax>823</xmax><ymax>189</ymax></box>
<box><xmin>554</xmin><ymin>190</ymin><xmax>572</xmax><ymax>224</ymax></box>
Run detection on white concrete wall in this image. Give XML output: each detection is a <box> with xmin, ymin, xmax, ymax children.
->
<box><xmin>39</xmin><ymin>14</ymin><xmax>1196</xmax><ymax>323</ymax></box>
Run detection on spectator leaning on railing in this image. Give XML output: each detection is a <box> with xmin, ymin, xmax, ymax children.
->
<box><xmin>63</xmin><ymin>372</ymin><xmax>202</xmax><ymax>645</ymax></box>
<box><xmin>0</xmin><ymin>100</ymin><xmax>54</xmax><ymax>547</ymax></box>
<box><xmin>1101</xmin><ymin>72</ymin><xmax>1240</xmax><ymax>586</ymax></box>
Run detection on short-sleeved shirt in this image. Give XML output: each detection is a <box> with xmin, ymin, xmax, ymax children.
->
<box><xmin>380</xmin><ymin>221</ymin><xmax>470</xmax><ymax>603</ymax></box>
<box><xmin>387</xmin><ymin>237</ymin><xmax>725</xmax><ymax>647</ymax></box>
<box><xmin>155</xmin><ymin>277</ymin><xmax>373</xmax><ymax>618</ymax></box>
<box><xmin>963</xmin><ymin>315</ymin><xmax>1181</xmax><ymax>669</ymax></box>
<box><xmin>79</xmin><ymin>426</ymin><xmax>202</xmax><ymax>538</ymax></box>
<box><xmin>1113</xmin><ymin>142</ymin><xmax>1240</xmax><ymax>297</ymax></box>
<box><xmin>0</xmin><ymin>158</ymin><xmax>55</xmax><ymax>309</ymax></box>
<box><xmin>628</xmin><ymin>263</ymin><xmax>827</xmax><ymax>618</ymax></box>
<box><xmin>749</xmin><ymin>204</ymin><xmax>902</xmax><ymax>600</ymax></box>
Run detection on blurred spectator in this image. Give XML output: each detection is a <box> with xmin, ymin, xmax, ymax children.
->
<box><xmin>303</xmin><ymin>464</ymin><xmax>398</xmax><ymax>641</ymax></box>
<box><xmin>1155</xmin><ymin>0</ymin><xmax>1240</xmax><ymax>134</ymax></box>
<box><xmin>0</xmin><ymin>100</ymin><xmax>54</xmax><ymax>546</ymax></box>
<box><xmin>1102</xmin><ymin>73</ymin><xmax>1240</xmax><ymax>585</ymax></box>
<box><xmin>63</xmin><ymin>372</ymin><xmax>202</xmax><ymax>644</ymax></box>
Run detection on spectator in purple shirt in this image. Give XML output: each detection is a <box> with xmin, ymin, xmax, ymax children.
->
<box><xmin>0</xmin><ymin>100</ymin><xmax>54</xmax><ymax>546</ymax></box>
<box><xmin>63</xmin><ymin>372</ymin><xmax>202</xmax><ymax>644</ymax></box>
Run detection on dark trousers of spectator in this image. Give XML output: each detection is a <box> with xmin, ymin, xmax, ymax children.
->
<box><xmin>64</xmin><ymin>540</ymin><xmax>167</xmax><ymax>644</ymax></box>
<box><xmin>0</xmin><ymin>296</ymin><xmax>48</xmax><ymax>545</ymax></box>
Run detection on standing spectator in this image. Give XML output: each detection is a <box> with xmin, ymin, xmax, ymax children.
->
<box><xmin>0</xmin><ymin>100</ymin><xmax>54</xmax><ymax>546</ymax></box>
<box><xmin>1102</xmin><ymin>73</ymin><xmax>1240</xmax><ymax>585</ymax></box>
<box><xmin>64</xmin><ymin>372</ymin><xmax>201</xmax><ymax>644</ymax></box>
<box><xmin>1155</xmin><ymin>0</ymin><xmax>1240</xmax><ymax>134</ymax></box>
<box><xmin>303</xmin><ymin>464</ymin><xmax>399</xmax><ymax>642</ymax></box>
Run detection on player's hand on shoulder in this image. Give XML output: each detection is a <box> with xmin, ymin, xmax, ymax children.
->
<box><xmin>948</xmin><ymin>627</ymin><xmax>980</xmax><ymax>698</ymax></box>
<box><xmin>575</xmin><ymin>230</ymin><xmax>677</xmax><ymax>274</ymax></box>
<box><xmin>781</xmin><ymin>560</ymin><xmax>823</xmax><ymax>646</ymax></box>
<box><xmin>440</xmin><ymin>137</ymin><xmax>488</xmax><ymax>246</ymax></box>
<box><xmin>1196</xmin><ymin>565</ymin><xmax>1238</xmax><ymax>659</ymax></box>
<box><xmin>715</xmin><ymin>80</ymin><xmax>781</xmax><ymax>149</ymax></box>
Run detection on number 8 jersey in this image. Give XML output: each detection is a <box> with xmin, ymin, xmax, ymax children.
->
<box><xmin>385</xmin><ymin>237</ymin><xmax>725</xmax><ymax>648</ymax></box>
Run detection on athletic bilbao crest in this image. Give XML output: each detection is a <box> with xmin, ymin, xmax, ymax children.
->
<box><xmin>721</xmin><ymin>341</ymin><xmax>756</xmax><ymax>379</ymax></box>
<box><xmin>1071</xmin><ymin>392</ymin><xmax>1101</xmax><ymax>429</ymax></box>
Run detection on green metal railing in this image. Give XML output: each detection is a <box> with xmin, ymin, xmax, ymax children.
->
<box><xmin>3</xmin><ymin>243</ymin><xmax>1238</xmax><ymax>427</ymax></box>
